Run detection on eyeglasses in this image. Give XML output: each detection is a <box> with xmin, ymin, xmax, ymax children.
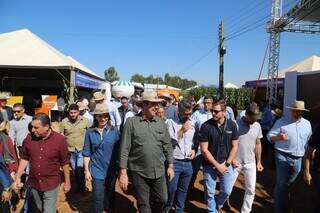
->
<box><xmin>13</xmin><ymin>110</ymin><xmax>22</xmax><ymax>113</ymax></box>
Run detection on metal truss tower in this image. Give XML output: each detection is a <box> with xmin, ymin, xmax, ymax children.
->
<box><xmin>266</xmin><ymin>0</ymin><xmax>320</xmax><ymax>105</ymax></box>
<box><xmin>267</xmin><ymin>0</ymin><xmax>282</xmax><ymax>105</ymax></box>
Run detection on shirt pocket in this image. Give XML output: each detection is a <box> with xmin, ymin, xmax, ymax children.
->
<box><xmin>133</xmin><ymin>130</ymin><xmax>148</xmax><ymax>145</ymax></box>
<box><xmin>154</xmin><ymin>130</ymin><xmax>165</xmax><ymax>142</ymax></box>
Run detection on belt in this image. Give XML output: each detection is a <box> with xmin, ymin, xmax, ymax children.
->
<box><xmin>175</xmin><ymin>158</ymin><xmax>192</xmax><ymax>162</ymax></box>
<box><xmin>277</xmin><ymin>150</ymin><xmax>302</xmax><ymax>160</ymax></box>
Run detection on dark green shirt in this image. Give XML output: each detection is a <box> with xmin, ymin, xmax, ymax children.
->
<box><xmin>119</xmin><ymin>115</ymin><xmax>173</xmax><ymax>179</ymax></box>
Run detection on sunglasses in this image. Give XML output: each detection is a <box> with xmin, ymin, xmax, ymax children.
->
<box><xmin>13</xmin><ymin>110</ymin><xmax>22</xmax><ymax>113</ymax></box>
<box><xmin>183</xmin><ymin>112</ymin><xmax>192</xmax><ymax>116</ymax></box>
<box><xmin>211</xmin><ymin>109</ymin><xmax>222</xmax><ymax>114</ymax></box>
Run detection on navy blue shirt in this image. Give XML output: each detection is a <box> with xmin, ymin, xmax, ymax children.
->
<box><xmin>83</xmin><ymin>126</ymin><xmax>120</xmax><ymax>180</ymax></box>
<box><xmin>199</xmin><ymin>118</ymin><xmax>238</xmax><ymax>165</ymax></box>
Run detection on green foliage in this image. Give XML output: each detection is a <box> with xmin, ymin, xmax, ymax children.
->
<box><xmin>186</xmin><ymin>87</ymin><xmax>252</xmax><ymax>110</ymax></box>
<box><xmin>63</xmin><ymin>79</ymin><xmax>78</xmax><ymax>106</ymax></box>
<box><xmin>104</xmin><ymin>66</ymin><xmax>119</xmax><ymax>82</ymax></box>
<box><xmin>130</xmin><ymin>73</ymin><xmax>197</xmax><ymax>90</ymax></box>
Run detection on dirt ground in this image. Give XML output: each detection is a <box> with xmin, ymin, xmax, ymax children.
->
<box><xmin>14</xmin><ymin>162</ymin><xmax>317</xmax><ymax>213</ymax></box>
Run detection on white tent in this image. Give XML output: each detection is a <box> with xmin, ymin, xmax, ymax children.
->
<box><xmin>277</xmin><ymin>55</ymin><xmax>320</xmax><ymax>78</ymax></box>
<box><xmin>225</xmin><ymin>82</ymin><xmax>239</xmax><ymax>89</ymax></box>
<box><xmin>0</xmin><ymin>29</ymin><xmax>102</xmax><ymax>79</ymax></box>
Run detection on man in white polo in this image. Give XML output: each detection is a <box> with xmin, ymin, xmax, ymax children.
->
<box><xmin>231</xmin><ymin>104</ymin><xmax>264</xmax><ymax>213</ymax></box>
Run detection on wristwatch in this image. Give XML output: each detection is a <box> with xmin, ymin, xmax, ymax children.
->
<box><xmin>225</xmin><ymin>162</ymin><xmax>230</xmax><ymax>167</ymax></box>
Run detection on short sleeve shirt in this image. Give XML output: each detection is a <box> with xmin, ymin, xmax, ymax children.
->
<box><xmin>199</xmin><ymin>118</ymin><xmax>238</xmax><ymax>165</ymax></box>
<box><xmin>60</xmin><ymin>116</ymin><xmax>91</xmax><ymax>152</ymax></box>
<box><xmin>236</xmin><ymin>118</ymin><xmax>263</xmax><ymax>164</ymax></box>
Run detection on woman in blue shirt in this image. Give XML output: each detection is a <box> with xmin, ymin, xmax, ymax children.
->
<box><xmin>83</xmin><ymin>103</ymin><xmax>120</xmax><ymax>213</ymax></box>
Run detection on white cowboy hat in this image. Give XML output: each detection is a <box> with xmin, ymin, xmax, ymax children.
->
<box><xmin>286</xmin><ymin>100</ymin><xmax>309</xmax><ymax>111</ymax></box>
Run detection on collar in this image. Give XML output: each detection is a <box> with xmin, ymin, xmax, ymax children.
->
<box><xmin>15</xmin><ymin>114</ymin><xmax>27</xmax><ymax>121</ymax></box>
<box><xmin>139</xmin><ymin>115</ymin><xmax>157</xmax><ymax>122</ymax></box>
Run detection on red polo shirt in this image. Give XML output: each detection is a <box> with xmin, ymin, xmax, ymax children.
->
<box><xmin>20</xmin><ymin>130</ymin><xmax>69</xmax><ymax>191</ymax></box>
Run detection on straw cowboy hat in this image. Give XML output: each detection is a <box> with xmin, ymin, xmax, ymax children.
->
<box><xmin>286</xmin><ymin>100</ymin><xmax>309</xmax><ymax>111</ymax></box>
<box><xmin>0</xmin><ymin>93</ymin><xmax>9</xmax><ymax>100</ymax></box>
<box><xmin>93</xmin><ymin>91</ymin><xmax>105</xmax><ymax>102</ymax></box>
<box><xmin>94</xmin><ymin>103</ymin><xmax>109</xmax><ymax>115</ymax></box>
<box><xmin>139</xmin><ymin>91</ymin><xmax>163</xmax><ymax>103</ymax></box>
<box><xmin>272</xmin><ymin>108</ymin><xmax>283</xmax><ymax>117</ymax></box>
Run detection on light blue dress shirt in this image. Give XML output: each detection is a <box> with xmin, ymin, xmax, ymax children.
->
<box><xmin>166</xmin><ymin>118</ymin><xmax>196</xmax><ymax>160</ymax></box>
<box><xmin>267</xmin><ymin>117</ymin><xmax>312</xmax><ymax>157</ymax></box>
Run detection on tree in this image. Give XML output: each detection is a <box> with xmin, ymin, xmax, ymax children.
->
<box><xmin>104</xmin><ymin>66</ymin><xmax>119</xmax><ymax>82</ymax></box>
<box><xmin>130</xmin><ymin>73</ymin><xmax>197</xmax><ymax>90</ymax></box>
<box><xmin>131</xmin><ymin>74</ymin><xmax>145</xmax><ymax>82</ymax></box>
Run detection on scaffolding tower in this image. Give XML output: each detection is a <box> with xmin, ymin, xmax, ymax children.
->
<box><xmin>267</xmin><ymin>0</ymin><xmax>320</xmax><ymax>105</ymax></box>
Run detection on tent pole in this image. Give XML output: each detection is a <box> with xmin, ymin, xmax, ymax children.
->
<box><xmin>69</xmin><ymin>69</ymin><xmax>75</xmax><ymax>104</ymax></box>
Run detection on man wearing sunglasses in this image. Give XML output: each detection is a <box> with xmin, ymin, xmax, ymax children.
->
<box><xmin>9</xmin><ymin>103</ymin><xmax>32</xmax><ymax>156</ymax></box>
<box><xmin>165</xmin><ymin>99</ymin><xmax>196</xmax><ymax>213</ymax></box>
<box><xmin>199</xmin><ymin>99</ymin><xmax>239</xmax><ymax>212</ymax></box>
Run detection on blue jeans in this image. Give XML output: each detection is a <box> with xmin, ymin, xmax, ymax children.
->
<box><xmin>203</xmin><ymin>165</ymin><xmax>234</xmax><ymax>213</ymax></box>
<box><xmin>92</xmin><ymin>175</ymin><xmax>117</xmax><ymax>213</ymax></box>
<box><xmin>166</xmin><ymin>159</ymin><xmax>193</xmax><ymax>213</ymax></box>
<box><xmin>70</xmin><ymin>150</ymin><xmax>85</xmax><ymax>191</ymax></box>
<box><xmin>274</xmin><ymin>150</ymin><xmax>302</xmax><ymax>213</ymax></box>
<box><xmin>31</xmin><ymin>186</ymin><xmax>59</xmax><ymax>213</ymax></box>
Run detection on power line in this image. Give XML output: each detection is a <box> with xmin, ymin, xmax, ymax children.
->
<box><xmin>223</xmin><ymin>0</ymin><xmax>269</xmax><ymax>26</ymax></box>
<box><xmin>225</xmin><ymin>1</ymin><xmax>270</xmax><ymax>34</ymax></box>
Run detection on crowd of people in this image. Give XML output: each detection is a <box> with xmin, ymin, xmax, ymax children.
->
<box><xmin>0</xmin><ymin>90</ymin><xmax>319</xmax><ymax>213</ymax></box>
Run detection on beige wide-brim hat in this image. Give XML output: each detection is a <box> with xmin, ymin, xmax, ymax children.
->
<box><xmin>138</xmin><ymin>91</ymin><xmax>163</xmax><ymax>103</ymax></box>
<box><xmin>94</xmin><ymin>103</ymin><xmax>109</xmax><ymax>115</ymax></box>
<box><xmin>286</xmin><ymin>100</ymin><xmax>309</xmax><ymax>111</ymax></box>
<box><xmin>93</xmin><ymin>91</ymin><xmax>105</xmax><ymax>102</ymax></box>
<box><xmin>0</xmin><ymin>93</ymin><xmax>9</xmax><ymax>100</ymax></box>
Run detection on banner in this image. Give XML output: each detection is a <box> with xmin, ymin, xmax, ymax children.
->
<box><xmin>35</xmin><ymin>95</ymin><xmax>57</xmax><ymax>115</ymax></box>
<box><xmin>6</xmin><ymin>96</ymin><xmax>23</xmax><ymax>107</ymax></box>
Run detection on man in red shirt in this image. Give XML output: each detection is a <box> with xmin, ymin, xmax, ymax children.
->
<box><xmin>12</xmin><ymin>113</ymin><xmax>70</xmax><ymax>213</ymax></box>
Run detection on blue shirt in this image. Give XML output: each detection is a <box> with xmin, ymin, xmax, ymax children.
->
<box><xmin>165</xmin><ymin>105</ymin><xmax>179</xmax><ymax>122</ymax></box>
<box><xmin>0</xmin><ymin>155</ymin><xmax>12</xmax><ymax>188</ymax></box>
<box><xmin>191</xmin><ymin>109</ymin><xmax>212</xmax><ymax>155</ymax></box>
<box><xmin>260</xmin><ymin>107</ymin><xmax>274</xmax><ymax>130</ymax></box>
<box><xmin>267</xmin><ymin>117</ymin><xmax>312</xmax><ymax>157</ymax></box>
<box><xmin>82</xmin><ymin>126</ymin><xmax>120</xmax><ymax>180</ymax></box>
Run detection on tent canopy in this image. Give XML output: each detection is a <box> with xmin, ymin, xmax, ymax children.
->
<box><xmin>0</xmin><ymin>29</ymin><xmax>103</xmax><ymax>80</ymax></box>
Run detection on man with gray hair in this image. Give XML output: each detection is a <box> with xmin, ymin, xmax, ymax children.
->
<box><xmin>165</xmin><ymin>99</ymin><xmax>197</xmax><ymax>213</ymax></box>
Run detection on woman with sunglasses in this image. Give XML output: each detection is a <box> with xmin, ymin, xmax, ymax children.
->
<box><xmin>83</xmin><ymin>103</ymin><xmax>120</xmax><ymax>213</ymax></box>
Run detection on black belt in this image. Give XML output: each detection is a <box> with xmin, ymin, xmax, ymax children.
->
<box><xmin>277</xmin><ymin>150</ymin><xmax>302</xmax><ymax>160</ymax></box>
<box><xmin>175</xmin><ymin>158</ymin><xmax>192</xmax><ymax>162</ymax></box>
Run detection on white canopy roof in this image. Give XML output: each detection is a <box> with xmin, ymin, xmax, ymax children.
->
<box><xmin>225</xmin><ymin>82</ymin><xmax>239</xmax><ymax>89</ymax></box>
<box><xmin>0</xmin><ymin>29</ymin><xmax>102</xmax><ymax>79</ymax></box>
<box><xmin>277</xmin><ymin>55</ymin><xmax>320</xmax><ymax>78</ymax></box>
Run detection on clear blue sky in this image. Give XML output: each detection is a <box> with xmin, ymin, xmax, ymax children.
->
<box><xmin>1</xmin><ymin>0</ymin><xmax>319</xmax><ymax>86</ymax></box>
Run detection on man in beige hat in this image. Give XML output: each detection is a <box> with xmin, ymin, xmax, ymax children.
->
<box><xmin>0</xmin><ymin>93</ymin><xmax>13</xmax><ymax>122</ymax></box>
<box><xmin>267</xmin><ymin>100</ymin><xmax>312</xmax><ymax>213</ymax></box>
<box><xmin>119</xmin><ymin>91</ymin><xmax>174</xmax><ymax>213</ymax></box>
<box><xmin>93</xmin><ymin>91</ymin><xmax>121</xmax><ymax>130</ymax></box>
